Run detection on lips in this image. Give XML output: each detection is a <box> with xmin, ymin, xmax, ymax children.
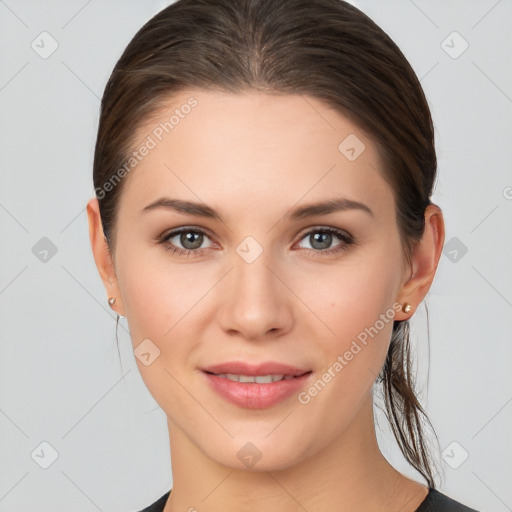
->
<box><xmin>201</xmin><ymin>361</ymin><xmax>311</xmax><ymax>377</ymax></box>
<box><xmin>202</xmin><ymin>366</ymin><xmax>313</xmax><ymax>409</ymax></box>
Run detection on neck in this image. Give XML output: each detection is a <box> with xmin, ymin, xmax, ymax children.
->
<box><xmin>163</xmin><ymin>392</ymin><xmax>428</xmax><ymax>512</ymax></box>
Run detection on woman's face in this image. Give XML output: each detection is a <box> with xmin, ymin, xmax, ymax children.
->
<box><xmin>97</xmin><ymin>89</ymin><xmax>414</xmax><ymax>470</ymax></box>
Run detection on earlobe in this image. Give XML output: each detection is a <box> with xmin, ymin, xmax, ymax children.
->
<box><xmin>86</xmin><ymin>198</ymin><xmax>125</xmax><ymax>315</ymax></box>
<box><xmin>395</xmin><ymin>204</ymin><xmax>445</xmax><ymax>321</ymax></box>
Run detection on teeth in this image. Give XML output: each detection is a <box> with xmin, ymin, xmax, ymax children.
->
<box><xmin>215</xmin><ymin>373</ymin><xmax>295</xmax><ymax>383</ymax></box>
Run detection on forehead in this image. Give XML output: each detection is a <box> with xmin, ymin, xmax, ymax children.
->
<box><xmin>120</xmin><ymin>89</ymin><xmax>394</xmax><ymax>221</ymax></box>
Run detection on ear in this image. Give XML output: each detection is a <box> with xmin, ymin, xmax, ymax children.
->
<box><xmin>394</xmin><ymin>203</ymin><xmax>445</xmax><ymax>321</ymax></box>
<box><xmin>86</xmin><ymin>197</ymin><xmax>126</xmax><ymax>317</ymax></box>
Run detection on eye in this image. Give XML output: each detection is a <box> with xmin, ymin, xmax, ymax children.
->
<box><xmin>158</xmin><ymin>226</ymin><xmax>355</xmax><ymax>258</ymax></box>
<box><xmin>295</xmin><ymin>227</ymin><xmax>354</xmax><ymax>256</ymax></box>
<box><xmin>158</xmin><ymin>227</ymin><xmax>215</xmax><ymax>257</ymax></box>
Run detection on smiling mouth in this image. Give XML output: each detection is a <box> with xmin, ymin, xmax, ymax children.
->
<box><xmin>202</xmin><ymin>368</ymin><xmax>313</xmax><ymax>409</ymax></box>
<box><xmin>203</xmin><ymin>371</ymin><xmax>312</xmax><ymax>383</ymax></box>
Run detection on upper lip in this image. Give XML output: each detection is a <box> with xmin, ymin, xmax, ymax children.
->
<box><xmin>202</xmin><ymin>361</ymin><xmax>311</xmax><ymax>377</ymax></box>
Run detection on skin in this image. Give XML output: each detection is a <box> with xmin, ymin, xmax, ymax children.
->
<box><xmin>87</xmin><ymin>89</ymin><xmax>445</xmax><ymax>512</ymax></box>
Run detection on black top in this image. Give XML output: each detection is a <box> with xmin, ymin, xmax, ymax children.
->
<box><xmin>137</xmin><ymin>487</ymin><xmax>480</xmax><ymax>511</ymax></box>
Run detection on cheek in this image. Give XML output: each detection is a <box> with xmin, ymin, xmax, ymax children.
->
<box><xmin>294</xmin><ymin>268</ymin><xmax>398</xmax><ymax>435</ymax></box>
<box><xmin>302</xmin><ymin>245</ymin><xmax>401</xmax><ymax>384</ymax></box>
<box><xmin>116</xmin><ymin>250</ymin><xmax>217</xmax><ymax>382</ymax></box>
<box><xmin>116</xmin><ymin>256</ymin><xmax>206</xmax><ymax>412</ymax></box>
<box><xmin>117</xmin><ymin>244</ymin><xmax>208</xmax><ymax>340</ymax></box>
<box><xmin>312</xmin><ymin>255</ymin><xmax>399</xmax><ymax>339</ymax></box>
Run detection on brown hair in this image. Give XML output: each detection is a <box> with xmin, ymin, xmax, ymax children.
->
<box><xmin>93</xmin><ymin>0</ymin><xmax>441</xmax><ymax>487</ymax></box>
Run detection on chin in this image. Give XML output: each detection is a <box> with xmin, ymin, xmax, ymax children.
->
<box><xmin>200</xmin><ymin>434</ymin><xmax>310</xmax><ymax>473</ymax></box>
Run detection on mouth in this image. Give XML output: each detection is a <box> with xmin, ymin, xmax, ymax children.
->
<box><xmin>201</xmin><ymin>360</ymin><xmax>311</xmax><ymax>378</ymax></box>
<box><xmin>202</xmin><ymin>371</ymin><xmax>311</xmax><ymax>383</ymax></box>
<box><xmin>200</xmin><ymin>361</ymin><xmax>313</xmax><ymax>409</ymax></box>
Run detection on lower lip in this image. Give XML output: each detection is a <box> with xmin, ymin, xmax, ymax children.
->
<box><xmin>202</xmin><ymin>371</ymin><xmax>312</xmax><ymax>409</ymax></box>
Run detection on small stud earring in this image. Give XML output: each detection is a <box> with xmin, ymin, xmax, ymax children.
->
<box><xmin>402</xmin><ymin>302</ymin><xmax>412</xmax><ymax>313</ymax></box>
<box><xmin>108</xmin><ymin>297</ymin><xmax>116</xmax><ymax>308</ymax></box>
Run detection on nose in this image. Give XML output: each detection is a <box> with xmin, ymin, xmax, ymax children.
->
<box><xmin>217</xmin><ymin>245</ymin><xmax>294</xmax><ymax>341</ymax></box>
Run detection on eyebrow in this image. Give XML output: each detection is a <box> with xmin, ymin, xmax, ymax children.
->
<box><xmin>141</xmin><ymin>196</ymin><xmax>374</xmax><ymax>220</ymax></box>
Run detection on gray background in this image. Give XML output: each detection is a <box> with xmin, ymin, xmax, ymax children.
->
<box><xmin>0</xmin><ymin>0</ymin><xmax>511</xmax><ymax>511</ymax></box>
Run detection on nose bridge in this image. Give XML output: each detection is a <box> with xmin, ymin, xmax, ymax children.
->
<box><xmin>233</xmin><ymin>236</ymin><xmax>280</xmax><ymax>306</ymax></box>
<box><xmin>234</xmin><ymin>242</ymin><xmax>274</xmax><ymax>295</ymax></box>
<box><xmin>218</xmin><ymin>236</ymin><xmax>291</xmax><ymax>338</ymax></box>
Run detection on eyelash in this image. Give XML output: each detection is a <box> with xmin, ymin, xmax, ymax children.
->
<box><xmin>157</xmin><ymin>226</ymin><xmax>355</xmax><ymax>258</ymax></box>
